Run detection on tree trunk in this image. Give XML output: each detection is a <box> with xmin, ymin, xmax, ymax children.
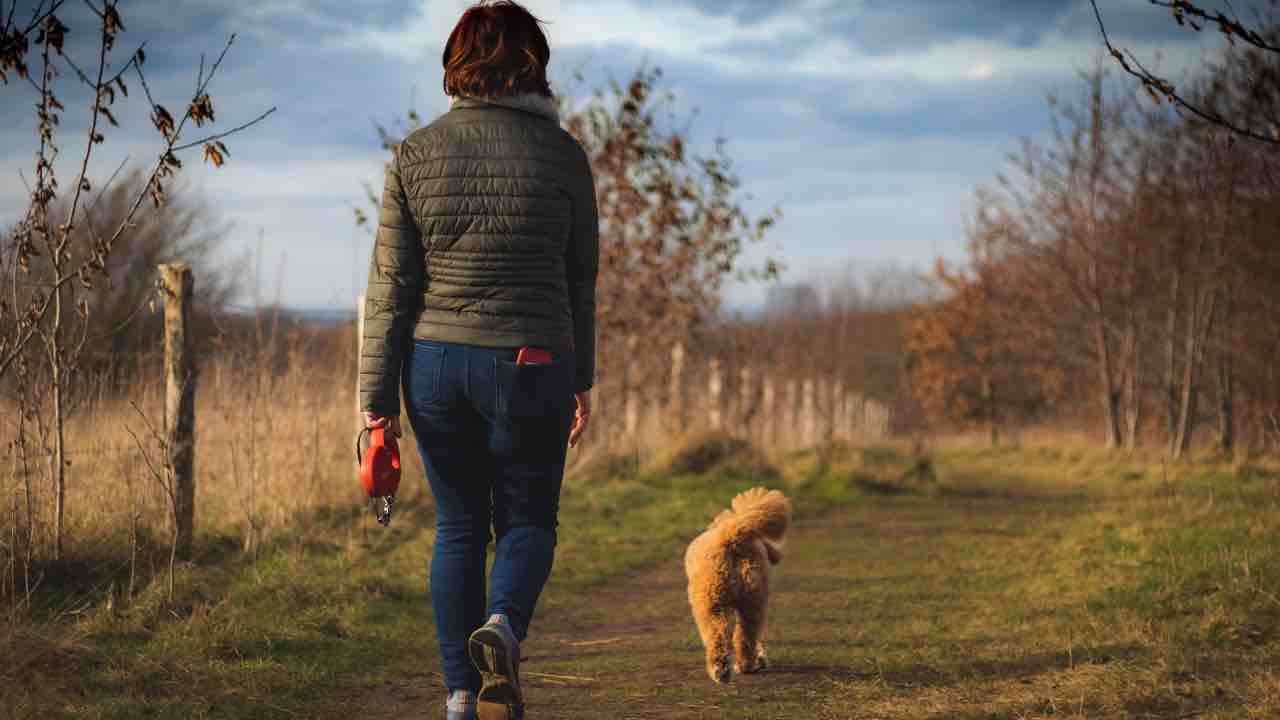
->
<box><xmin>1217</xmin><ymin>350</ymin><xmax>1235</xmax><ymax>456</ymax></box>
<box><xmin>1095</xmin><ymin>321</ymin><xmax>1122</xmax><ymax>449</ymax></box>
<box><xmin>982</xmin><ymin>372</ymin><xmax>999</xmax><ymax>448</ymax></box>
<box><xmin>1172</xmin><ymin>288</ymin><xmax>1217</xmax><ymax>461</ymax></box>
<box><xmin>1124</xmin><ymin>345</ymin><xmax>1142</xmax><ymax>451</ymax></box>
<box><xmin>1121</xmin><ymin>229</ymin><xmax>1141</xmax><ymax>451</ymax></box>
<box><xmin>1164</xmin><ymin>267</ymin><xmax>1181</xmax><ymax>442</ymax></box>
<box><xmin>1216</xmin><ymin>287</ymin><xmax>1235</xmax><ymax>456</ymax></box>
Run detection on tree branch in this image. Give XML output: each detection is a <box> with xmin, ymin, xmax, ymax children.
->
<box><xmin>1091</xmin><ymin>0</ymin><xmax>1280</xmax><ymax>146</ymax></box>
<box><xmin>0</xmin><ymin>0</ymin><xmax>65</xmax><ymax>59</ymax></box>
<box><xmin>170</xmin><ymin>107</ymin><xmax>277</xmax><ymax>153</ymax></box>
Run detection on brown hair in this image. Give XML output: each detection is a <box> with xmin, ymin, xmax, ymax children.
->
<box><xmin>442</xmin><ymin>1</ymin><xmax>552</xmax><ymax>98</ymax></box>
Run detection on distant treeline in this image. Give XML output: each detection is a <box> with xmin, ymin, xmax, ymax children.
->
<box><xmin>906</xmin><ymin>33</ymin><xmax>1280</xmax><ymax>455</ymax></box>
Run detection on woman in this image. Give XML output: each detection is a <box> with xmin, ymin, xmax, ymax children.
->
<box><xmin>358</xmin><ymin>3</ymin><xmax>597</xmax><ymax>718</ymax></box>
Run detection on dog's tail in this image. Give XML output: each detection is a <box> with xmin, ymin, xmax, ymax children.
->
<box><xmin>713</xmin><ymin>487</ymin><xmax>791</xmax><ymax>564</ymax></box>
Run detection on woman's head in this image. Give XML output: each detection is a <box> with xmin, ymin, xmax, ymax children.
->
<box><xmin>443</xmin><ymin>1</ymin><xmax>551</xmax><ymax>98</ymax></box>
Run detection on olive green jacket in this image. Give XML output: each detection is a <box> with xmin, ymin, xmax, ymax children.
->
<box><xmin>359</xmin><ymin>94</ymin><xmax>599</xmax><ymax>416</ymax></box>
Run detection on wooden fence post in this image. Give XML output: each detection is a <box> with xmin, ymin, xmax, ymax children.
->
<box><xmin>872</xmin><ymin>400</ymin><xmax>892</xmax><ymax>439</ymax></box>
<box><xmin>831</xmin><ymin>380</ymin><xmax>844</xmax><ymax>440</ymax></box>
<box><xmin>864</xmin><ymin>398</ymin><xmax>884</xmax><ymax>440</ymax></box>
<box><xmin>739</xmin><ymin>366</ymin><xmax>753</xmax><ymax>433</ymax></box>
<box><xmin>159</xmin><ymin>263</ymin><xmax>195</xmax><ymax>561</ymax></box>
<box><xmin>761</xmin><ymin>375</ymin><xmax>776</xmax><ymax>447</ymax></box>
<box><xmin>624</xmin><ymin>335</ymin><xmax>640</xmax><ymax>442</ymax></box>
<box><xmin>802</xmin><ymin>379</ymin><xmax>816</xmax><ymax>447</ymax></box>
<box><xmin>855</xmin><ymin>392</ymin><xmax>865</xmax><ymax>438</ymax></box>
<box><xmin>784</xmin><ymin>380</ymin><xmax>798</xmax><ymax>449</ymax></box>
<box><xmin>844</xmin><ymin>393</ymin><xmax>856</xmax><ymax>440</ymax></box>
<box><xmin>708</xmin><ymin>357</ymin><xmax>723</xmax><ymax>431</ymax></box>
<box><xmin>816</xmin><ymin>378</ymin><xmax>829</xmax><ymax>444</ymax></box>
<box><xmin>669</xmin><ymin>342</ymin><xmax>685</xmax><ymax>435</ymax></box>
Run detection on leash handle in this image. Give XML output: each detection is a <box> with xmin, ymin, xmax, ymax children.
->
<box><xmin>356</xmin><ymin>424</ymin><xmax>397</xmax><ymax>526</ymax></box>
<box><xmin>355</xmin><ymin>426</ymin><xmax>373</xmax><ymax>465</ymax></box>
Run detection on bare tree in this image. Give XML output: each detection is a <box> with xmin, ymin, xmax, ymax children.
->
<box><xmin>922</xmin><ymin>34</ymin><xmax>1280</xmax><ymax>457</ymax></box>
<box><xmin>1</xmin><ymin>0</ymin><xmax>273</xmax><ymax>561</ymax></box>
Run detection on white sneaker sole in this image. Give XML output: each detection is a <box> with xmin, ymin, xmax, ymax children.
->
<box><xmin>469</xmin><ymin>624</ymin><xmax>523</xmax><ymax>713</ymax></box>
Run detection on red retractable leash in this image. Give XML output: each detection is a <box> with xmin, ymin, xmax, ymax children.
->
<box><xmin>356</xmin><ymin>426</ymin><xmax>401</xmax><ymax>526</ymax></box>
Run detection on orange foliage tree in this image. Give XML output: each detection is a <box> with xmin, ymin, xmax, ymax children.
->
<box><xmin>906</xmin><ymin>209</ymin><xmax>1061</xmax><ymax>444</ymax></box>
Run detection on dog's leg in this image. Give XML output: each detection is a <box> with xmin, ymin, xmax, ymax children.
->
<box><xmin>733</xmin><ymin>598</ymin><xmax>769</xmax><ymax>674</ymax></box>
<box><xmin>693</xmin><ymin>602</ymin><xmax>735</xmax><ymax>684</ymax></box>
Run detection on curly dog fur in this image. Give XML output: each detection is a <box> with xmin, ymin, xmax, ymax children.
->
<box><xmin>684</xmin><ymin>487</ymin><xmax>791</xmax><ymax>683</ymax></box>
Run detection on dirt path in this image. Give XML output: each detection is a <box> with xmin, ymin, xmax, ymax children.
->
<box><xmin>361</xmin><ymin>480</ymin><xmax>1235</xmax><ymax>720</ymax></box>
<box><xmin>365</xmin><ymin>499</ymin><xmax>1031</xmax><ymax>720</ymax></box>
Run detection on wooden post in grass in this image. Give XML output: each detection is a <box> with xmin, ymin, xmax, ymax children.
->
<box><xmin>816</xmin><ymin>378</ymin><xmax>828</xmax><ymax>443</ymax></box>
<box><xmin>708</xmin><ymin>357</ymin><xmax>723</xmax><ymax>431</ymax></box>
<box><xmin>865</xmin><ymin>398</ymin><xmax>889</xmax><ymax>440</ymax></box>
<box><xmin>802</xmin><ymin>379</ymin><xmax>816</xmax><ymax>447</ymax></box>
<box><xmin>669</xmin><ymin>342</ymin><xmax>686</xmax><ymax>435</ymax></box>
<box><xmin>159</xmin><ymin>263</ymin><xmax>195</xmax><ymax>560</ymax></box>
<box><xmin>838</xmin><ymin>393</ymin><xmax>849</xmax><ymax>440</ymax></box>
<box><xmin>739</xmin><ymin>365</ymin><xmax>753</xmax><ymax>435</ymax></box>
<box><xmin>624</xmin><ymin>335</ymin><xmax>640</xmax><ymax>443</ymax></box>
<box><xmin>831</xmin><ymin>379</ymin><xmax>844</xmax><ymax>440</ymax></box>
<box><xmin>761</xmin><ymin>375</ymin><xmax>776</xmax><ymax>448</ymax></box>
<box><xmin>849</xmin><ymin>393</ymin><xmax>864</xmax><ymax>439</ymax></box>
<box><xmin>784</xmin><ymin>379</ymin><xmax>798</xmax><ymax>449</ymax></box>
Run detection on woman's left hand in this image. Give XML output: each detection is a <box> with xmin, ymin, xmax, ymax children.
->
<box><xmin>568</xmin><ymin>391</ymin><xmax>591</xmax><ymax>448</ymax></box>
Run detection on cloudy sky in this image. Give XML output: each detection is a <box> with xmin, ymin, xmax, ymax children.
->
<box><xmin>0</xmin><ymin>0</ymin><xmax>1227</xmax><ymax>310</ymax></box>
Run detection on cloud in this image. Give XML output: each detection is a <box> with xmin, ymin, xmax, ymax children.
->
<box><xmin>968</xmin><ymin>63</ymin><xmax>996</xmax><ymax>80</ymax></box>
<box><xmin>1</xmin><ymin>0</ymin><xmax>1226</xmax><ymax>311</ymax></box>
<box><xmin>339</xmin><ymin>0</ymin><xmax>815</xmax><ymax>70</ymax></box>
<box><xmin>339</xmin><ymin>0</ymin><xmax>1218</xmax><ymax>92</ymax></box>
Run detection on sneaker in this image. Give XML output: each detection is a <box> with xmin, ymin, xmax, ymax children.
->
<box><xmin>468</xmin><ymin>614</ymin><xmax>523</xmax><ymax>714</ymax></box>
<box><xmin>445</xmin><ymin>689</ymin><xmax>477</xmax><ymax>720</ymax></box>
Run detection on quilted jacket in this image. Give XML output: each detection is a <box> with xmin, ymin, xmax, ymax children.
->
<box><xmin>359</xmin><ymin>94</ymin><xmax>599</xmax><ymax>416</ymax></box>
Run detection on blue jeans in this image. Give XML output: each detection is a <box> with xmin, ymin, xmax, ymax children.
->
<box><xmin>402</xmin><ymin>339</ymin><xmax>576</xmax><ymax>694</ymax></box>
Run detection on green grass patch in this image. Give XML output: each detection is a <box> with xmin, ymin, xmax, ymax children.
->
<box><xmin>5</xmin><ymin>440</ymin><xmax>1280</xmax><ymax>718</ymax></box>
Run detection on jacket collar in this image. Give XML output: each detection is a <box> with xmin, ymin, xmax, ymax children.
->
<box><xmin>449</xmin><ymin>93</ymin><xmax>560</xmax><ymax>123</ymax></box>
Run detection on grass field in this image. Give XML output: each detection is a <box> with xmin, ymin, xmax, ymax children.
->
<box><xmin>4</xmin><ymin>438</ymin><xmax>1280</xmax><ymax>719</ymax></box>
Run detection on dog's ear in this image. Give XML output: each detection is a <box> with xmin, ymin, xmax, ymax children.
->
<box><xmin>707</xmin><ymin>508</ymin><xmax>734</xmax><ymax>530</ymax></box>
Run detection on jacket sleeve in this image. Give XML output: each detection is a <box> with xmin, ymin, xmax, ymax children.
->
<box><xmin>359</xmin><ymin>146</ymin><xmax>424</xmax><ymax>416</ymax></box>
<box><xmin>565</xmin><ymin>144</ymin><xmax>599</xmax><ymax>393</ymax></box>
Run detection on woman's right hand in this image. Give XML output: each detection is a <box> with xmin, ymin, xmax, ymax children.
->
<box><xmin>568</xmin><ymin>391</ymin><xmax>591</xmax><ymax>448</ymax></box>
<box><xmin>363</xmin><ymin>411</ymin><xmax>402</xmax><ymax>438</ymax></box>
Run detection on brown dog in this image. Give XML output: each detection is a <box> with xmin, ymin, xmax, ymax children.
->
<box><xmin>684</xmin><ymin>487</ymin><xmax>791</xmax><ymax>683</ymax></box>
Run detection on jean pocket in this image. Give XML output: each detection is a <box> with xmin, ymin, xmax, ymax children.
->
<box><xmin>404</xmin><ymin>341</ymin><xmax>445</xmax><ymax>407</ymax></box>
<box><xmin>495</xmin><ymin>356</ymin><xmax>574</xmax><ymax>422</ymax></box>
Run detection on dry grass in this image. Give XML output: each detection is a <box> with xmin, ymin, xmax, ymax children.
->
<box><xmin>1</xmin><ymin>335</ymin><xmax>431</xmax><ymax>614</ymax></box>
<box><xmin>4</xmin><ymin>346</ymin><xmax>1280</xmax><ymax>718</ymax></box>
<box><xmin>2</xmin><ymin>433</ymin><xmax>1280</xmax><ymax>718</ymax></box>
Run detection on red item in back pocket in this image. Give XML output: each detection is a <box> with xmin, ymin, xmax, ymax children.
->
<box><xmin>516</xmin><ymin>346</ymin><xmax>553</xmax><ymax>366</ymax></box>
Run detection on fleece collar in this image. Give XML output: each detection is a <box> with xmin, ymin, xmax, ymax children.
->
<box><xmin>449</xmin><ymin>93</ymin><xmax>560</xmax><ymax>122</ymax></box>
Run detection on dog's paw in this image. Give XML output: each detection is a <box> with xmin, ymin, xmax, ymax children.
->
<box><xmin>708</xmin><ymin>659</ymin><xmax>732</xmax><ymax>684</ymax></box>
<box><xmin>735</xmin><ymin>647</ymin><xmax>768</xmax><ymax>675</ymax></box>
